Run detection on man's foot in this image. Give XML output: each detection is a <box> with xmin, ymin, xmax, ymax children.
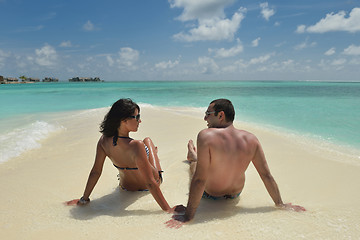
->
<box><xmin>186</xmin><ymin>140</ymin><xmax>197</xmax><ymax>162</ymax></box>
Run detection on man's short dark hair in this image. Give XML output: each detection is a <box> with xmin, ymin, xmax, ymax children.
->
<box><xmin>210</xmin><ymin>98</ymin><xmax>235</xmax><ymax>122</ymax></box>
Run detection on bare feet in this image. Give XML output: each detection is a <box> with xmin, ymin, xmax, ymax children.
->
<box><xmin>186</xmin><ymin>140</ymin><xmax>197</xmax><ymax>162</ymax></box>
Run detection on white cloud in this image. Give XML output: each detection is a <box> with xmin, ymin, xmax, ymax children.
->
<box><xmin>59</xmin><ymin>41</ymin><xmax>72</xmax><ymax>48</ymax></box>
<box><xmin>249</xmin><ymin>54</ymin><xmax>272</xmax><ymax>65</ymax></box>
<box><xmin>35</xmin><ymin>44</ymin><xmax>57</xmax><ymax>66</ymax></box>
<box><xmin>282</xmin><ymin>59</ymin><xmax>294</xmax><ymax>67</ymax></box>
<box><xmin>41</xmin><ymin>12</ymin><xmax>57</xmax><ymax>21</ymax></box>
<box><xmin>171</xmin><ymin>0</ymin><xmax>246</xmax><ymax>42</ymax></box>
<box><xmin>299</xmin><ymin>8</ymin><xmax>360</xmax><ymax>33</ymax></box>
<box><xmin>83</xmin><ymin>20</ymin><xmax>96</xmax><ymax>31</ymax></box>
<box><xmin>233</xmin><ymin>59</ymin><xmax>248</xmax><ymax>69</ymax></box>
<box><xmin>15</xmin><ymin>25</ymin><xmax>44</xmax><ymax>33</ymax></box>
<box><xmin>260</xmin><ymin>2</ymin><xmax>275</xmax><ymax>21</ymax></box>
<box><xmin>294</xmin><ymin>38</ymin><xmax>317</xmax><ymax>50</ymax></box>
<box><xmin>15</xmin><ymin>55</ymin><xmax>28</xmax><ymax>68</ymax></box>
<box><xmin>331</xmin><ymin>58</ymin><xmax>347</xmax><ymax>66</ymax></box>
<box><xmin>325</xmin><ymin>47</ymin><xmax>336</xmax><ymax>56</ymax></box>
<box><xmin>275</xmin><ymin>41</ymin><xmax>286</xmax><ymax>48</ymax></box>
<box><xmin>228</xmin><ymin>53</ymin><xmax>274</xmax><ymax>71</ymax></box>
<box><xmin>0</xmin><ymin>49</ymin><xmax>11</xmax><ymax>67</ymax></box>
<box><xmin>106</xmin><ymin>55</ymin><xmax>114</xmax><ymax>67</ymax></box>
<box><xmin>116</xmin><ymin>47</ymin><xmax>139</xmax><ymax>70</ymax></box>
<box><xmin>295</xmin><ymin>25</ymin><xmax>306</xmax><ymax>33</ymax></box>
<box><xmin>349</xmin><ymin>58</ymin><xmax>360</xmax><ymax>65</ymax></box>
<box><xmin>169</xmin><ymin>0</ymin><xmax>235</xmax><ymax>21</ymax></box>
<box><xmin>251</xmin><ymin>37</ymin><xmax>261</xmax><ymax>47</ymax></box>
<box><xmin>198</xmin><ymin>56</ymin><xmax>219</xmax><ymax>74</ymax></box>
<box><xmin>208</xmin><ymin>38</ymin><xmax>243</xmax><ymax>58</ymax></box>
<box><xmin>155</xmin><ymin>59</ymin><xmax>180</xmax><ymax>69</ymax></box>
<box><xmin>343</xmin><ymin>44</ymin><xmax>360</xmax><ymax>56</ymax></box>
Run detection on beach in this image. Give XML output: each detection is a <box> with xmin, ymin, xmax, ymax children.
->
<box><xmin>0</xmin><ymin>105</ymin><xmax>359</xmax><ymax>240</ymax></box>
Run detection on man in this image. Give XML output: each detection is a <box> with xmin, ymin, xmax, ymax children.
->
<box><xmin>166</xmin><ymin>99</ymin><xmax>305</xmax><ymax>228</ymax></box>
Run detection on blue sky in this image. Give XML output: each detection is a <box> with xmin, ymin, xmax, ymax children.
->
<box><xmin>0</xmin><ymin>0</ymin><xmax>359</xmax><ymax>81</ymax></box>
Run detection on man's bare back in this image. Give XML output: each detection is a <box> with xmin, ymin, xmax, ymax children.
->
<box><xmin>166</xmin><ymin>99</ymin><xmax>305</xmax><ymax>229</ymax></box>
<box><xmin>189</xmin><ymin>125</ymin><xmax>260</xmax><ymax>196</ymax></box>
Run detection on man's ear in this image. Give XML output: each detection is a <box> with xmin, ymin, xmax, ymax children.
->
<box><xmin>218</xmin><ymin>111</ymin><xmax>225</xmax><ymax>121</ymax></box>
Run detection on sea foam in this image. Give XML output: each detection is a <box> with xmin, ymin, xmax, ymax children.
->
<box><xmin>0</xmin><ymin>121</ymin><xmax>64</xmax><ymax>163</ymax></box>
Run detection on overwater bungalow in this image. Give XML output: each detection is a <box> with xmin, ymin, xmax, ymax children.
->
<box><xmin>43</xmin><ymin>77</ymin><xmax>59</xmax><ymax>82</ymax></box>
<box><xmin>69</xmin><ymin>77</ymin><xmax>102</xmax><ymax>82</ymax></box>
<box><xmin>0</xmin><ymin>77</ymin><xmax>21</xmax><ymax>84</ymax></box>
<box><xmin>28</xmin><ymin>78</ymin><xmax>40</xmax><ymax>82</ymax></box>
<box><xmin>6</xmin><ymin>77</ymin><xmax>19</xmax><ymax>83</ymax></box>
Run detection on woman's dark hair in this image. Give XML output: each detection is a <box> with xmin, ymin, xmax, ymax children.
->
<box><xmin>210</xmin><ymin>98</ymin><xmax>235</xmax><ymax>122</ymax></box>
<box><xmin>100</xmin><ymin>98</ymin><xmax>140</xmax><ymax>137</ymax></box>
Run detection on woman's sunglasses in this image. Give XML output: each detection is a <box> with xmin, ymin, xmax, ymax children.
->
<box><xmin>129</xmin><ymin>114</ymin><xmax>140</xmax><ymax>121</ymax></box>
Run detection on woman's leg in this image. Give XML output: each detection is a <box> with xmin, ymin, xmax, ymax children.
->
<box><xmin>143</xmin><ymin>137</ymin><xmax>162</xmax><ymax>182</ymax></box>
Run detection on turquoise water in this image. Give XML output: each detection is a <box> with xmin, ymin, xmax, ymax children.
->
<box><xmin>1</xmin><ymin>81</ymin><xmax>359</xmax><ymax>162</ymax></box>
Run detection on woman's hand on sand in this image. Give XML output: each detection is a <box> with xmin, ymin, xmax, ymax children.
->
<box><xmin>165</xmin><ymin>215</ymin><xmax>190</xmax><ymax>229</ymax></box>
<box><xmin>64</xmin><ymin>199</ymin><xmax>80</xmax><ymax>206</ymax></box>
<box><xmin>277</xmin><ymin>203</ymin><xmax>306</xmax><ymax>212</ymax></box>
<box><xmin>64</xmin><ymin>197</ymin><xmax>90</xmax><ymax>206</ymax></box>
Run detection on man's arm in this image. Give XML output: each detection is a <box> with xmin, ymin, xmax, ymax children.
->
<box><xmin>165</xmin><ymin>131</ymin><xmax>212</xmax><ymax>228</ymax></box>
<box><xmin>251</xmin><ymin>139</ymin><xmax>284</xmax><ymax>206</ymax></box>
<box><xmin>252</xmin><ymin>138</ymin><xmax>306</xmax><ymax>212</ymax></box>
<box><xmin>184</xmin><ymin>131</ymin><xmax>211</xmax><ymax>220</ymax></box>
<box><xmin>183</xmin><ymin>131</ymin><xmax>211</xmax><ymax>220</ymax></box>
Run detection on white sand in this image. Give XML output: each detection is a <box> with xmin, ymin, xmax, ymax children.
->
<box><xmin>0</xmin><ymin>106</ymin><xmax>359</xmax><ymax>240</ymax></box>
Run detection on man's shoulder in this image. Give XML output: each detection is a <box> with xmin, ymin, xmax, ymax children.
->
<box><xmin>198</xmin><ymin>127</ymin><xmax>258</xmax><ymax>140</ymax></box>
<box><xmin>198</xmin><ymin>128</ymin><xmax>220</xmax><ymax>138</ymax></box>
<box><xmin>235</xmin><ymin>129</ymin><xmax>259</xmax><ymax>142</ymax></box>
<box><xmin>197</xmin><ymin>128</ymin><xmax>219</xmax><ymax>145</ymax></box>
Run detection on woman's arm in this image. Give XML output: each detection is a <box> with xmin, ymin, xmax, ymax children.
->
<box><xmin>78</xmin><ymin>138</ymin><xmax>107</xmax><ymax>205</ymax></box>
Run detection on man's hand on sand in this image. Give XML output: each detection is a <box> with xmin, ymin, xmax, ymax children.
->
<box><xmin>165</xmin><ymin>205</ymin><xmax>189</xmax><ymax>229</ymax></box>
<box><xmin>163</xmin><ymin>204</ymin><xmax>187</xmax><ymax>214</ymax></box>
<box><xmin>278</xmin><ymin>203</ymin><xmax>306</xmax><ymax>212</ymax></box>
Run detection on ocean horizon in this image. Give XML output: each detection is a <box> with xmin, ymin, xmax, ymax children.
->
<box><xmin>1</xmin><ymin>80</ymin><xmax>359</xmax><ymax>164</ymax></box>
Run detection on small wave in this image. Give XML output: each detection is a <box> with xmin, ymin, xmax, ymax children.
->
<box><xmin>0</xmin><ymin>121</ymin><xmax>64</xmax><ymax>163</ymax></box>
<box><xmin>139</xmin><ymin>102</ymin><xmax>206</xmax><ymax>113</ymax></box>
<box><xmin>238</xmin><ymin>120</ymin><xmax>360</xmax><ymax>166</ymax></box>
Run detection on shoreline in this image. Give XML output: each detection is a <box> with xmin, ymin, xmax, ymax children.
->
<box><xmin>0</xmin><ymin>105</ymin><xmax>359</xmax><ymax>239</ymax></box>
<box><xmin>1</xmin><ymin>104</ymin><xmax>359</xmax><ymax>165</ymax></box>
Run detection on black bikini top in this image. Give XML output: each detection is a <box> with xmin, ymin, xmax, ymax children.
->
<box><xmin>113</xmin><ymin>135</ymin><xmax>133</xmax><ymax>146</ymax></box>
<box><xmin>112</xmin><ymin>135</ymin><xmax>138</xmax><ymax>170</ymax></box>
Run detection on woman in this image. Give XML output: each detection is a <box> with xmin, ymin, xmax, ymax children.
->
<box><xmin>75</xmin><ymin>98</ymin><xmax>171</xmax><ymax>212</ymax></box>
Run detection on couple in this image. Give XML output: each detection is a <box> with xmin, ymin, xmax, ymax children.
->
<box><xmin>74</xmin><ymin>98</ymin><xmax>305</xmax><ymax>227</ymax></box>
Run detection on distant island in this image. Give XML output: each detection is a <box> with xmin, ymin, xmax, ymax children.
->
<box><xmin>0</xmin><ymin>75</ymin><xmax>103</xmax><ymax>84</ymax></box>
<box><xmin>68</xmin><ymin>77</ymin><xmax>103</xmax><ymax>82</ymax></box>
